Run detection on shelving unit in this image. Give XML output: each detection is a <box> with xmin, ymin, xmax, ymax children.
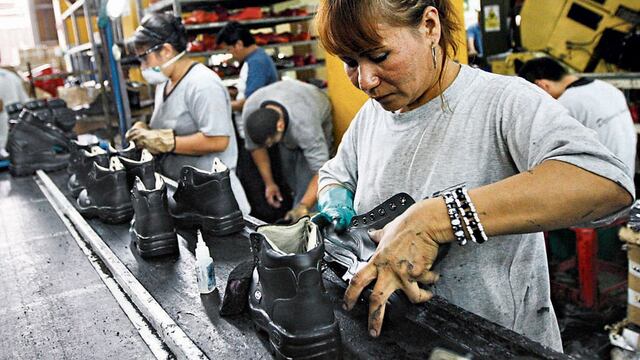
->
<box><xmin>142</xmin><ymin>0</ymin><xmax>325</xmax><ymax>85</ymax></box>
<box><xmin>52</xmin><ymin>0</ymin><xmax>112</xmax><ymax>127</ymax></box>
<box><xmin>145</xmin><ymin>0</ymin><xmax>285</xmax><ymax>15</ymax></box>
<box><xmin>184</xmin><ymin>14</ymin><xmax>315</xmax><ymax>32</ymax></box>
<box><xmin>52</xmin><ymin>0</ymin><xmax>134</xmax><ymax>142</ymax></box>
<box><xmin>186</xmin><ymin>38</ymin><xmax>318</xmax><ymax>57</ymax></box>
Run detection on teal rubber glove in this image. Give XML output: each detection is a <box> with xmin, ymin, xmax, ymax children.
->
<box><xmin>315</xmin><ymin>186</ymin><xmax>356</xmax><ymax>232</ymax></box>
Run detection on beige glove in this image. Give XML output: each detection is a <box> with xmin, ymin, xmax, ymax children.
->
<box><xmin>125</xmin><ymin>121</ymin><xmax>149</xmax><ymax>140</ymax></box>
<box><xmin>284</xmin><ymin>203</ymin><xmax>310</xmax><ymax>222</ymax></box>
<box><xmin>127</xmin><ymin>128</ymin><xmax>175</xmax><ymax>155</ymax></box>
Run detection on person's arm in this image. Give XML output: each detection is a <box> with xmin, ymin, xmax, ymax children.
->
<box><xmin>345</xmin><ymin>159</ymin><xmax>632</xmax><ymax>337</ymax></box>
<box><xmin>251</xmin><ymin>147</ymin><xmax>283</xmax><ymax>208</ymax></box>
<box><xmin>285</xmin><ymin>173</ymin><xmax>319</xmax><ymax>221</ymax></box>
<box><xmin>299</xmin><ymin>174</ymin><xmax>319</xmax><ymax>208</ymax></box>
<box><xmin>174</xmin><ymin>133</ymin><xmax>229</xmax><ymax>155</ymax></box>
<box><xmin>231</xmin><ymin>98</ymin><xmax>246</xmax><ymax>112</ymax></box>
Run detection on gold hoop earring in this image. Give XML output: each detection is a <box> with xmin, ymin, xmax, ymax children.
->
<box><xmin>431</xmin><ymin>45</ymin><xmax>437</xmax><ymax>69</ymax></box>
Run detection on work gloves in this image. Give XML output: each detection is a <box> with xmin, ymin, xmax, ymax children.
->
<box><xmin>284</xmin><ymin>203</ymin><xmax>310</xmax><ymax>222</ymax></box>
<box><xmin>313</xmin><ymin>186</ymin><xmax>356</xmax><ymax>232</ymax></box>
<box><xmin>126</xmin><ymin>122</ymin><xmax>175</xmax><ymax>155</ymax></box>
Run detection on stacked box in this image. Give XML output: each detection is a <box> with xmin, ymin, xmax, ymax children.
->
<box><xmin>18</xmin><ymin>46</ymin><xmax>64</xmax><ymax>72</ymax></box>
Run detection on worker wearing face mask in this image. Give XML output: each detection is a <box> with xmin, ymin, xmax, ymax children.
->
<box><xmin>126</xmin><ymin>13</ymin><xmax>250</xmax><ymax>214</ymax></box>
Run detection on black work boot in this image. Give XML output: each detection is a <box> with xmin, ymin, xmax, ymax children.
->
<box><xmin>110</xmin><ymin>141</ymin><xmax>141</xmax><ymax>160</ymax></box>
<box><xmin>7</xmin><ymin>109</ymin><xmax>71</xmax><ymax>176</ymax></box>
<box><xmin>130</xmin><ymin>174</ymin><xmax>178</xmax><ymax>257</ymax></box>
<box><xmin>6</xmin><ymin>102</ymin><xmax>23</xmax><ymax>130</ymax></box>
<box><xmin>68</xmin><ymin>146</ymin><xmax>110</xmax><ymax>197</ymax></box>
<box><xmin>119</xmin><ymin>149</ymin><xmax>156</xmax><ymax>190</ymax></box>
<box><xmin>171</xmin><ymin>158</ymin><xmax>244</xmax><ymax>236</ymax></box>
<box><xmin>320</xmin><ymin>193</ymin><xmax>415</xmax><ymax>281</ymax></box>
<box><xmin>47</xmin><ymin>98</ymin><xmax>76</xmax><ymax>132</ymax></box>
<box><xmin>249</xmin><ymin>217</ymin><xmax>342</xmax><ymax>359</ymax></box>
<box><xmin>68</xmin><ymin>139</ymin><xmax>99</xmax><ymax>175</ymax></box>
<box><xmin>77</xmin><ymin>157</ymin><xmax>133</xmax><ymax>224</ymax></box>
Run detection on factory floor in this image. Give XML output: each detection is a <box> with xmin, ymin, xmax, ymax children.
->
<box><xmin>0</xmin><ymin>174</ymin><xmax>153</xmax><ymax>359</ymax></box>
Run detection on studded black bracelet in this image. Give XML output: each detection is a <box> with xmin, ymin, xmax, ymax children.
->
<box><xmin>453</xmin><ymin>187</ymin><xmax>488</xmax><ymax>244</ymax></box>
<box><xmin>442</xmin><ymin>191</ymin><xmax>467</xmax><ymax>246</ymax></box>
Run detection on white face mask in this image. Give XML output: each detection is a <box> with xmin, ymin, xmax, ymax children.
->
<box><xmin>141</xmin><ymin>51</ymin><xmax>186</xmax><ymax>85</ymax></box>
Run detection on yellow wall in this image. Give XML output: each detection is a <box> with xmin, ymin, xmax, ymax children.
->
<box><xmin>326</xmin><ymin>0</ymin><xmax>467</xmax><ymax>144</ymax></box>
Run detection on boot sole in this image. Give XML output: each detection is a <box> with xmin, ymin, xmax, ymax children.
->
<box><xmin>172</xmin><ymin>211</ymin><xmax>245</xmax><ymax>236</ymax></box>
<box><xmin>67</xmin><ymin>181</ymin><xmax>84</xmax><ymax>198</ymax></box>
<box><xmin>9</xmin><ymin>158</ymin><xmax>69</xmax><ymax>177</ymax></box>
<box><xmin>249</xmin><ymin>304</ymin><xmax>342</xmax><ymax>360</ymax></box>
<box><xmin>77</xmin><ymin>203</ymin><xmax>134</xmax><ymax>224</ymax></box>
<box><xmin>131</xmin><ymin>229</ymin><xmax>179</xmax><ymax>258</ymax></box>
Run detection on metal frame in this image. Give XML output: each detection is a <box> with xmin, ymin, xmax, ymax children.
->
<box><xmin>52</xmin><ymin>0</ymin><xmax>138</xmax><ymax>145</ymax></box>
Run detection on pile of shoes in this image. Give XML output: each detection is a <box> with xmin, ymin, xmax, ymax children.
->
<box><xmin>182</xmin><ymin>6</ymin><xmax>308</xmax><ymax>25</ymax></box>
<box><xmin>229</xmin><ymin>7</ymin><xmax>263</xmax><ymax>21</ymax></box>
<box><xmin>253</xmin><ymin>31</ymin><xmax>313</xmax><ymax>46</ymax></box>
<box><xmin>270</xmin><ymin>7</ymin><xmax>309</xmax><ymax>17</ymax></box>
<box><xmin>186</xmin><ymin>34</ymin><xmax>217</xmax><ymax>53</ymax></box>
<box><xmin>7</xmin><ymin>98</ymin><xmax>77</xmax><ymax>176</ymax></box>
<box><xmin>248</xmin><ymin>217</ymin><xmax>342</xmax><ymax>359</ymax></box>
<box><xmin>273</xmin><ymin>53</ymin><xmax>319</xmax><ymax>70</ymax></box>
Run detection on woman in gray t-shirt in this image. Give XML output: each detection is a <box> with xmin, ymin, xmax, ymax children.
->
<box><xmin>126</xmin><ymin>13</ymin><xmax>249</xmax><ymax>213</ymax></box>
<box><xmin>314</xmin><ymin>0</ymin><xmax>633</xmax><ymax>351</ymax></box>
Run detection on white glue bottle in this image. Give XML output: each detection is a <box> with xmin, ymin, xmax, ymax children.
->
<box><xmin>195</xmin><ymin>229</ymin><xmax>216</xmax><ymax>294</ymax></box>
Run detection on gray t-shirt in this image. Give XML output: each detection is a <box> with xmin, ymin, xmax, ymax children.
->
<box><xmin>150</xmin><ymin>63</ymin><xmax>249</xmax><ymax>214</ymax></box>
<box><xmin>559</xmin><ymin>79</ymin><xmax>636</xmax><ymax>178</ymax></box>
<box><xmin>319</xmin><ymin>65</ymin><xmax>635</xmax><ymax>352</ymax></box>
<box><xmin>242</xmin><ymin>79</ymin><xmax>333</xmax><ymax>173</ymax></box>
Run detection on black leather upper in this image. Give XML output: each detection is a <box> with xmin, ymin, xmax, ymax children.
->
<box><xmin>131</xmin><ymin>179</ymin><xmax>175</xmax><ymax>237</ymax></box>
<box><xmin>249</xmin><ymin>220</ymin><xmax>336</xmax><ymax>334</ymax></box>
<box><xmin>78</xmin><ymin>163</ymin><xmax>130</xmax><ymax>208</ymax></box>
<box><xmin>120</xmin><ymin>155</ymin><xmax>156</xmax><ymax>190</ymax></box>
<box><xmin>172</xmin><ymin>165</ymin><xmax>240</xmax><ymax>217</ymax></box>
<box><xmin>321</xmin><ymin>193</ymin><xmax>416</xmax><ymax>265</ymax></box>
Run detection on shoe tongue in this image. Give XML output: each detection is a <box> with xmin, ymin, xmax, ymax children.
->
<box><xmin>109</xmin><ymin>157</ymin><xmax>125</xmax><ymax>171</ymax></box>
<box><xmin>259</xmin><ymin>218</ymin><xmax>318</xmax><ymax>255</ymax></box>
<box><xmin>211</xmin><ymin>157</ymin><xmax>227</xmax><ymax>173</ymax></box>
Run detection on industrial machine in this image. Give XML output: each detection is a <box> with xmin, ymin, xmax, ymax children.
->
<box><xmin>484</xmin><ymin>0</ymin><xmax>639</xmax><ymax>75</ymax></box>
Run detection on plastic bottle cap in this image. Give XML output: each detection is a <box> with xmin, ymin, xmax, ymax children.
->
<box><xmin>195</xmin><ymin>229</ymin><xmax>210</xmax><ymax>260</ymax></box>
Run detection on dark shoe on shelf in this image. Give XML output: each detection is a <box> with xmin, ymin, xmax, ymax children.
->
<box><xmin>7</xmin><ymin>109</ymin><xmax>71</xmax><ymax>176</ymax></box>
<box><xmin>77</xmin><ymin>157</ymin><xmax>133</xmax><ymax>224</ymax></box>
<box><xmin>319</xmin><ymin>193</ymin><xmax>415</xmax><ymax>281</ymax></box>
<box><xmin>67</xmin><ymin>146</ymin><xmax>110</xmax><ymax>198</ymax></box>
<box><xmin>171</xmin><ymin>158</ymin><xmax>244</xmax><ymax>236</ymax></box>
<box><xmin>249</xmin><ymin>217</ymin><xmax>342</xmax><ymax>359</ymax></box>
<box><xmin>119</xmin><ymin>148</ymin><xmax>156</xmax><ymax>190</ymax></box>
<box><xmin>130</xmin><ymin>174</ymin><xmax>178</xmax><ymax>258</ymax></box>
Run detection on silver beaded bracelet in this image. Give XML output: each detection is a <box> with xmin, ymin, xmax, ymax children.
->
<box><xmin>452</xmin><ymin>187</ymin><xmax>488</xmax><ymax>244</ymax></box>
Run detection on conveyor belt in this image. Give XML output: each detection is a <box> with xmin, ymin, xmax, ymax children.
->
<box><xmin>0</xmin><ymin>172</ymin><xmax>156</xmax><ymax>359</ymax></box>
<box><xmin>35</xmin><ymin>169</ymin><xmax>568</xmax><ymax>359</ymax></box>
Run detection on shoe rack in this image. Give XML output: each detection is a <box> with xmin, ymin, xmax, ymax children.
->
<box><xmin>142</xmin><ymin>0</ymin><xmax>325</xmax><ymax>85</ymax></box>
